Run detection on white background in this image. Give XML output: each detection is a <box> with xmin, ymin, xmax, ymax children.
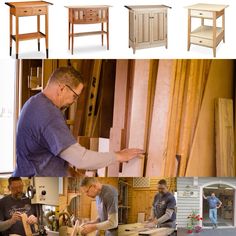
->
<box><xmin>0</xmin><ymin>0</ymin><xmax>235</xmax><ymax>59</ymax></box>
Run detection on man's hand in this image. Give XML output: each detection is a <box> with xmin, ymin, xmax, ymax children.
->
<box><xmin>26</xmin><ymin>215</ymin><xmax>37</xmax><ymax>224</ymax></box>
<box><xmin>10</xmin><ymin>212</ymin><xmax>22</xmax><ymax>224</ymax></box>
<box><xmin>80</xmin><ymin>223</ymin><xmax>97</xmax><ymax>234</ymax></box>
<box><xmin>115</xmin><ymin>149</ymin><xmax>144</xmax><ymax>162</ymax></box>
<box><xmin>144</xmin><ymin>221</ymin><xmax>157</xmax><ymax>228</ymax></box>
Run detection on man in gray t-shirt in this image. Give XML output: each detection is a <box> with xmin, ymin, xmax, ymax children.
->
<box><xmin>79</xmin><ymin>177</ymin><xmax>118</xmax><ymax>236</ymax></box>
<box><xmin>0</xmin><ymin>177</ymin><xmax>37</xmax><ymax>236</ymax></box>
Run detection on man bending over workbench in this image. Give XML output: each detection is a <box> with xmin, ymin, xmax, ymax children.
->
<box><xmin>13</xmin><ymin>66</ymin><xmax>143</xmax><ymax>176</ymax></box>
<box><xmin>79</xmin><ymin>177</ymin><xmax>118</xmax><ymax>236</ymax></box>
<box><xmin>0</xmin><ymin>177</ymin><xmax>37</xmax><ymax>236</ymax></box>
<box><xmin>146</xmin><ymin>179</ymin><xmax>176</xmax><ymax>229</ymax></box>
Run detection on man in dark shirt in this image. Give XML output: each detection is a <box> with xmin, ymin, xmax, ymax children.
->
<box><xmin>146</xmin><ymin>179</ymin><xmax>176</xmax><ymax>229</ymax></box>
<box><xmin>79</xmin><ymin>177</ymin><xmax>118</xmax><ymax>236</ymax></box>
<box><xmin>14</xmin><ymin>66</ymin><xmax>143</xmax><ymax>176</ymax></box>
<box><xmin>0</xmin><ymin>177</ymin><xmax>37</xmax><ymax>236</ymax></box>
<box><xmin>203</xmin><ymin>192</ymin><xmax>222</xmax><ymax>229</ymax></box>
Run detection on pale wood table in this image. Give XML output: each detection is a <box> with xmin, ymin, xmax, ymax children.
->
<box><xmin>65</xmin><ymin>5</ymin><xmax>110</xmax><ymax>54</ymax></box>
<box><xmin>5</xmin><ymin>1</ymin><xmax>52</xmax><ymax>59</ymax></box>
<box><xmin>186</xmin><ymin>3</ymin><xmax>228</xmax><ymax>57</ymax></box>
<box><xmin>119</xmin><ymin>223</ymin><xmax>175</xmax><ymax>236</ymax></box>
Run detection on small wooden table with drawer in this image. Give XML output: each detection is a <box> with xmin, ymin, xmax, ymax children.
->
<box><xmin>186</xmin><ymin>3</ymin><xmax>228</xmax><ymax>57</ymax></box>
<box><xmin>5</xmin><ymin>1</ymin><xmax>53</xmax><ymax>59</ymax></box>
<box><xmin>65</xmin><ymin>5</ymin><xmax>110</xmax><ymax>54</ymax></box>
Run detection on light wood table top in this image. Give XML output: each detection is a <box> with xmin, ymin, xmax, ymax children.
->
<box><xmin>5</xmin><ymin>1</ymin><xmax>52</xmax><ymax>8</ymax></box>
<box><xmin>65</xmin><ymin>5</ymin><xmax>111</xmax><ymax>9</ymax></box>
<box><xmin>186</xmin><ymin>3</ymin><xmax>228</xmax><ymax>11</ymax></box>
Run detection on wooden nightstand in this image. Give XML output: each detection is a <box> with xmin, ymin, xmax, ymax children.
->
<box><xmin>65</xmin><ymin>5</ymin><xmax>110</xmax><ymax>54</ymax></box>
<box><xmin>125</xmin><ymin>5</ymin><xmax>171</xmax><ymax>54</ymax></box>
<box><xmin>5</xmin><ymin>1</ymin><xmax>53</xmax><ymax>59</ymax></box>
<box><xmin>186</xmin><ymin>3</ymin><xmax>228</xmax><ymax>57</ymax></box>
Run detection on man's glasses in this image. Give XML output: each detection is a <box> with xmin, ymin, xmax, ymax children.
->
<box><xmin>65</xmin><ymin>84</ymin><xmax>80</xmax><ymax>99</ymax></box>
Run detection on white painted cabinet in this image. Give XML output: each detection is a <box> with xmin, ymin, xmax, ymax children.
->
<box><xmin>125</xmin><ymin>5</ymin><xmax>171</xmax><ymax>53</ymax></box>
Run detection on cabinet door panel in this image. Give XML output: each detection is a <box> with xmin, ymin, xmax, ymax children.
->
<box><xmin>136</xmin><ymin>13</ymin><xmax>151</xmax><ymax>44</ymax></box>
<box><xmin>152</xmin><ymin>12</ymin><xmax>166</xmax><ymax>43</ymax></box>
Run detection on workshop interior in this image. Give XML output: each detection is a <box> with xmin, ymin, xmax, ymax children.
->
<box><xmin>0</xmin><ymin>177</ymin><xmax>60</xmax><ymax>235</ymax></box>
<box><xmin>118</xmin><ymin>177</ymin><xmax>177</xmax><ymax>236</ymax></box>
<box><xmin>0</xmin><ymin>59</ymin><xmax>235</xmax><ymax>178</ymax></box>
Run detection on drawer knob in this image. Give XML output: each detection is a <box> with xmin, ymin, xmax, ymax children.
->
<box><xmin>38</xmin><ymin>9</ymin><xmax>42</xmax><ymax>11</ymax></box>
<box><xmin>199</xmin><ymin>40</ymin><xmax>202</xmax><ymax>43</ymax></box>
<box><xmin>199</xmin><ymin>13</ymin><xmax>203</xmax><ymax>15</ymax></box>
<box><xmin>24</xmin><ymin>10</ymin><xmax>27</xmax><ymax>13</ymax></box>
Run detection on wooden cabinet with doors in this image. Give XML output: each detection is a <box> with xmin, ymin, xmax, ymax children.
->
<box><xmin>125</xmin><ymin>5</ymin><xmax>171</xmax><ymax>54</ymax></box>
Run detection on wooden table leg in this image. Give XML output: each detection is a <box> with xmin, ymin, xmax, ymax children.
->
<box><xmin>222</xmin><ymin>10</ymin><xmax>225</xmax><ymax>43</ymax></box>
<box><xmin>45</xmin><ymin>12</ymin><xmax>49</xmax><ymax>58</ymax></box>
<box><xmin>9</xmin><ymin>13</ymin><xmax>13</xmax><ymax>56</ymax></box>
<box><xmin>37</xmin><ymin>15</ymin><xmax>40</xmax><ymax>51</ymax></box>
<box><xmin>101</xmin><ymin>22</ymin><xmax>104</xmax><ymax>46</ymax></box>
<box><xmin>107</xmin><ymin>16</ymin><xmax>109</xmax><ymax>50</ymax></box>
<box><xmin>213</xmin><ymin>12</ymin><xmax>216</xmax><ymax>57</ymax></box>
<box><xmin>187</xmin><ymin>9</ymin><xmax>191</xmax><ymax>51</ymax></box>
<box><xmin>68</xmin><ymin>22</ymin><xmax>71</xmax><ymax>50</ymax></box>
<box><xmin>15</xmin><ymin>16</ymin><xmax>19</xmax><ymax>59</ymax></box>
<box><xmin>72</xmin><ymin>22</ymin><xmax>74</xmax><ymax>54</ymax></box>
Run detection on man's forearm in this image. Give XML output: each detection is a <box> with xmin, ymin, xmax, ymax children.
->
<box><xmin>156</xmin><ymin>209</ymin><xmax>174</xmax><ymax>225</ymax></box>
<box><xmin>60</xmin><ymin>143</ymin><xmax>116</xmax><ymax>170</ymax></box>
<box><xmin>0</xmin><ymin>219</ymin><xmax>14</xmax><ymax>232</ymax></box>
<box><xmin>96</xmin><ymin>213</ymin><xmax>118</xmax><ymax>231</ymax></box>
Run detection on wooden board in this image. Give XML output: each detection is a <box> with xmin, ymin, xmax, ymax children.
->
<box><xmin>120</xmin><ymin>60</ymin><xmax>151</xmax><ymax>177</ymax></box>
<box><xmin>186</xmin><ymin>60</ymin><xmax>234</xmax><ymax>176</ymax></box>
<box><xmin>145</xmin><ymin>60</ymin><xmax>174</xmax><ymax>176</ymax></box>
<box><xmin>21</xmin><ymin>213</ymin><xmax>33</xmax><ymax>236</ymax></box>
<box><xmin>108</xmin><ymin>60</ymin><xmax>130</xmax><ymax>176</ymax></box>
<box><xmin>215</xmin><ymin>98</ymin><xmax>235</xmax><ymax>176</ymax></box>
<box><xmin>119</xmin><ymin>223</ymin><xmax>174</xmax><ymax>236</ymax></box>
<box><xmin>90</xmin><ymin>200</ymin><xmax>98</xmax><ymax>221</ymax></box>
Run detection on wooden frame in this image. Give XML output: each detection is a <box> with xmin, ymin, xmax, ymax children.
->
<box><xmin>5</xmin><ymin>1</ymin><xmax>53</xmax><ymax>59</ymax></box>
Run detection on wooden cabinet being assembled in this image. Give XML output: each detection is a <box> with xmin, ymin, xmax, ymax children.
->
<box><xmin>5</xmin><ymin>1</ymin><xmax>53</xmax><ymax>59</ymax></box>
<box><xmin>125</xmin><ymin>5</ymin><xmax>171</xmax><ymax>54</ymax></box>
<box><xmin>186</xmin><ymin>4</ymin><xmax>228</xmax><ymax>57</ymax></box>
<box><xmin>65</xmin><ymin>5</ymin><xmax>110</xmax><ymax>54</ymax></box>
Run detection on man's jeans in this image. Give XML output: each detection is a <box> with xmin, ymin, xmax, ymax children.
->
<box><xmin>209</xmin><ymin>208</ymin><xmax>217</xmax><ymax>224</ymax></box>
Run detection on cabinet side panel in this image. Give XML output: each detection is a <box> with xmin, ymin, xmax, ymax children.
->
<box><xmin>129</xmin><ymin>11</ymin><xmax>135</xmax><ymax>42</ymax></box>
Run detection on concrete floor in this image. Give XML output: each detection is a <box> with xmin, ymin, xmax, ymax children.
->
<box><xmin>178</xmin><ymin>228</ymin><xmax>236</xmax><ymax>236</ymax></box>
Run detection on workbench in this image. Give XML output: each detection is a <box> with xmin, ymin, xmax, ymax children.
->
<box><xmin>118</xmin><ymin>223</ymin><xmax>175</xmax><ymax>236</ymax></box>
<box><xmin>186</xmin><ymin>3</ymin><xmax>228</xmax><ymax>57</ymax></box>
<box><xmin>65</xmin><ymin>5</ymin><xmax>110</xmax><ymax>54</ymax></box>
<box><xmin>5</xmin><ymin>1</ymin><xmax>53</xmax><ymax>59</ymax></box>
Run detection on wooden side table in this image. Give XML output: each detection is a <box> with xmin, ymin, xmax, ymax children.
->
<box><xmin>125</xmin><ymin>5</ymin><xmax>171</xmax><ymax>54</ymax></box>
<box><xmin>186</xmin><ymin>3</ymin><xmax>228</xmax><ymax>57</ymax></box>
<box><xmin>65</xmin><ymin>5</ymin><xmax>110</xmax><ymax>54</ymax></box>
<box><xmin>5</xmin><ymin>1</ymin><xmax>53</xmax><ymax>59</ymax></box>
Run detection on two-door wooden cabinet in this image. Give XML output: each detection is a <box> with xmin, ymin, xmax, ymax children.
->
<box><xmin>125</xmin><ymin>5</ymin><xmax>171</xmax><ymax>54</ymax></box>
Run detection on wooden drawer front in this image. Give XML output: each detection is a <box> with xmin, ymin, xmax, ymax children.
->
<box><xmin>191</xmin><ymin>10</ymin><xmax>213</xmax><ymax>18</ymax></box>
<box><xmin>16</xmin><ymin>8</ymin><xmax>33</xmax><ymax>16</ymax></box>
<box><xmin>73</xmin><ymin>8</ymin><xmax>107</xmax><ymax>23</ymax></box>
<box><xmin>190</xmin><ymin>36</ymin><xmax>212</xmax><ymax>47</ymax></box>
<box><xmin>33</xmin><ymin>7</ymin><xmax>47</xmax><ymax>15</ymax></box>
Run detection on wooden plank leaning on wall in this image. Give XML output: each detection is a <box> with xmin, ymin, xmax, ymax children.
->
<box><xmin>215</xmin><ymin>98</ymin><xmax>235</xmax><ymax>176</ymax></box>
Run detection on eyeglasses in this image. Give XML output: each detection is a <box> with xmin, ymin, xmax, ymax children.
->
<box><xmin>65</xmin><ymin>84</ymin><xmax>80</xmax><ymax>100</ymax></box>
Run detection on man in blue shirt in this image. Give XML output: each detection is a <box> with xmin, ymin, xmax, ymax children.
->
<box><xmin>14</xmin><ymin>67</ymin><xmax>143</xmax><ymax>176</ymax></box>
<box><xmin>203</xmin><ymin>192</ymin><xmax>222</xmax><ymax>229</ymax></box>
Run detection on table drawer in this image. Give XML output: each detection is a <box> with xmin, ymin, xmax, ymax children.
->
<box><xmin>191</xmin><ymin>10</ymin><xmax>213</xmax><ymax>18</ymax></box>
<box><xmin>16</xmin><ymin>8</ymin><xmax>33</xmax><ymax>16</ymax></box>
<box><xmin>190</xmin><ymin>36</ymin><xmax>213</xmax><ymax>47</ymax></box>
<box><xmin>33</xmin><ymin>6</ymin><xmax>47</xmax><ymax>15</ymax></box>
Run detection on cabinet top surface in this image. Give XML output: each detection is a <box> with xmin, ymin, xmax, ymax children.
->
<box><xmin>5</xmin><ymin>1</ymin><xmax>53</xmax><ymax>7</ymax></box>
<box><xmin>65</xmin><ymin>5</ymin><xmax>111</xmax><ymax>9</ymax></box>
<box><xmin>186</xmin><ymin>3</ymin><xmax>228</xmax><ymax>11</ymax></box>
<box><xmin>125</xmin><ymin>5</ymin><xmax>171</xmax><ymax>10</ymax></box>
